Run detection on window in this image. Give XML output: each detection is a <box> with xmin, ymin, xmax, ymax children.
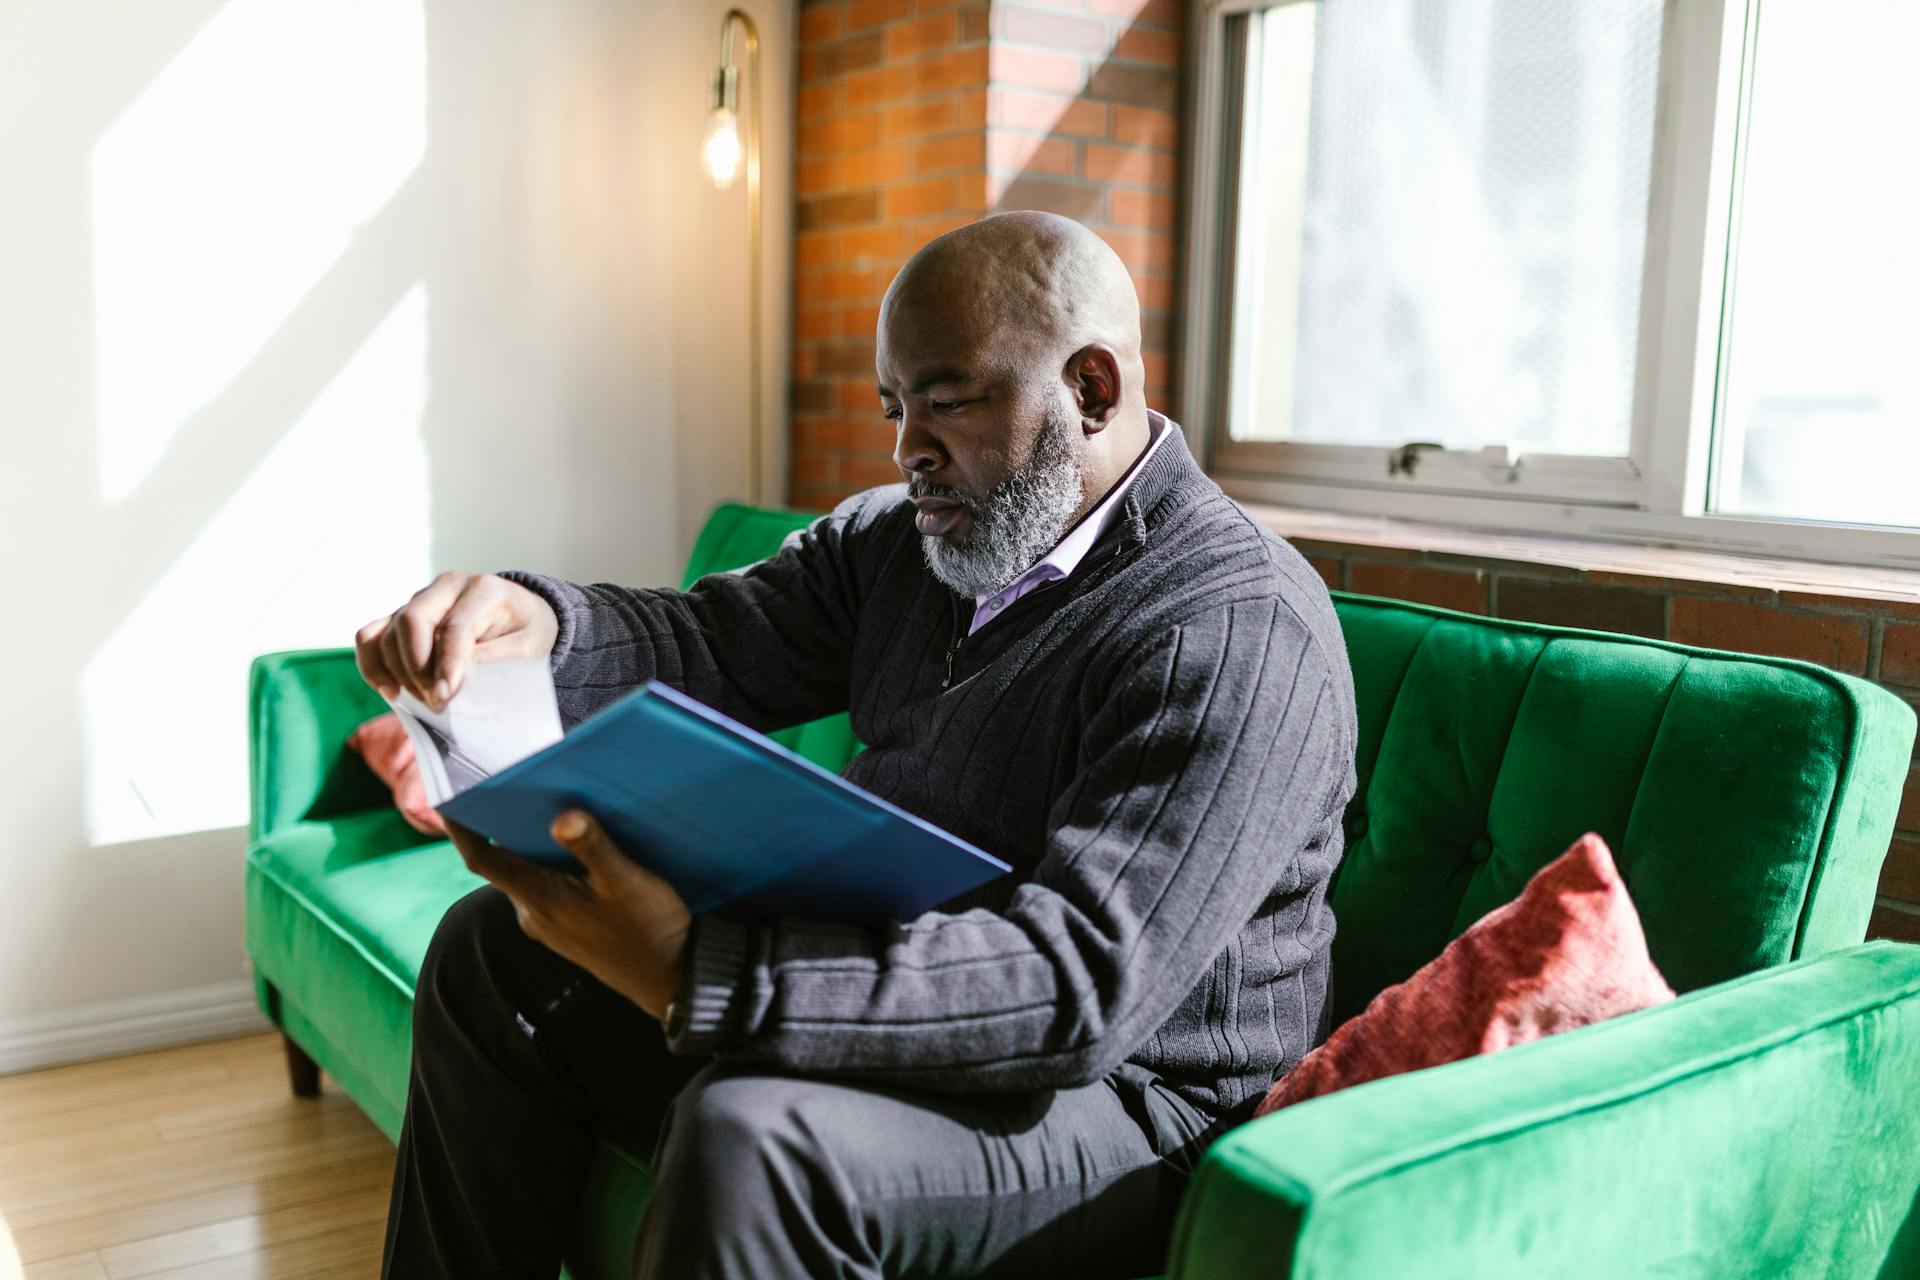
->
<box><xmin>1708</xmin><ymin>0</ymin><xmax>1920</xmax><ymax>530</ymax></box>
<box><xmin>1183</xmin><ymin>0</ymin><xmax>1920</xmax><ymax>567</ymax></box>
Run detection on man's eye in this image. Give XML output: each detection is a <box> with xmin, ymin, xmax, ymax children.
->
<box><xmin>883</xmin><ymin>406</ymin><xmax>902</xmax><ymax>421</ymax></box>
<box><xmin>932</xmin><ymin>399</ymin><xmax>968</xmax><ymax>413</ymax></box>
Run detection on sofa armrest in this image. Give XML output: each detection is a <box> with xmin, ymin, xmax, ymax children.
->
<box><xmin>249</xmin><ymin>647</ymin><xmax>392</xmax><ymax>843</ymax></box>
<box><xmin>1168</xmin><ymin>942</ymin><xmax>1920</xmax><ymax>1280</ymax></box>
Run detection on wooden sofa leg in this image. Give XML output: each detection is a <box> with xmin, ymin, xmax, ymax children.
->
<box><xmin>283</xmin><ymin>1034</ymin><xmax>322</xmax><ymax>1098</ymax></box>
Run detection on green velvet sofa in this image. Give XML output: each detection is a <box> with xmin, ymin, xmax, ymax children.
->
<box><xmin>246</xmin><ymin>503</ymin><xmax>1920</xmax><ymax>1279</ymax></box>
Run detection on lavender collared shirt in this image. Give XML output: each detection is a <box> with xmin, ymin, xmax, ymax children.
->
<box><xmin>967</xmin><ymin>411</ymin><xmax>1174</xmax><ymax>636</ymax></box>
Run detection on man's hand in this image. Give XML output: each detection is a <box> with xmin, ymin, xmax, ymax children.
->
<box><xmin>444</xmin><ymin>810</ymin><xmax>691</xmax><ymax>1022</ymax></box>
<box><xmin>355</xmin><ymin>572</ymin><xmax>560</xmax><ymax>710</ymax></box>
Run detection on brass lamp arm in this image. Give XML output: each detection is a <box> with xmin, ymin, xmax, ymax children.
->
<box><xmin>709</xmin><ymin>8</ymin><xmax>762</xmax><ymax>504</ymax></box>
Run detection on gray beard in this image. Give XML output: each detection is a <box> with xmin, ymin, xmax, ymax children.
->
<box><xmin>918</xmin><ymin>409</ymin><xmax>1085</xmax><ymax>599</ymax></box>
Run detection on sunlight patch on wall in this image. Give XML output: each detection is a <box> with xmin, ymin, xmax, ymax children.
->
<box><xmin>82</xmin><ymin>286</ymin><xmax>434</xmax><ymax>847</ymax></box>
<box><xmin>1</xmin><ymin>1207</ymin><xmax>19</xmax><ymax>1280</ymax></box>
<box><xmin>90</xmin><ymin>0</ymin><xmax>425</xmax><ymax>505</ymax></box>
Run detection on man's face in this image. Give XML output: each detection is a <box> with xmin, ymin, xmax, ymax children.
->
<box><xmin>876</xmin><ymin>297</ymin><xmax>1087</xmax><ymax>597</ymax></box>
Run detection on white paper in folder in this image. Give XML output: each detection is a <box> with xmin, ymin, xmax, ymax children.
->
<box><xmin>386</xmin><ymin>658</ymin><xmax>564</xmax><ymax>806</ymax></box>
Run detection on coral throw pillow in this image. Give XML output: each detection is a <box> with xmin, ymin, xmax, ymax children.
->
<box><xmin>1256</xmin><ymin>833</ymin><xmax>1673</xmax><ymax>1117</ymax></box>
<box><xmin>347</xmin><ymin>713</ymin><xmax>447</xmax><ymax>837</ymax></box>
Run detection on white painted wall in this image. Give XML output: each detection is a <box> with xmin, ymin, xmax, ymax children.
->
<box><xmin>0</xmin><ymin>0</ymin><xmax>791</xmax><ymax>1048</ymax></box>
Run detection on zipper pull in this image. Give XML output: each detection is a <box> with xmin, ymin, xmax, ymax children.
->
<box><xmin>943</xmin><ymin>594</ymin><xmax>964</xmax><ymax>689</ymax></box>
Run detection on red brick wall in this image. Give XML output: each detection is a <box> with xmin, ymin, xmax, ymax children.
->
<box><xmin>790</xmin><ymin>0</ymin><xmax>1184</xmax><ymax>511</ymax></box>
<box><xmin>1291</xmin><ymin>539</ymin><xmax>1920</xmax><ymax>943</ymax></box>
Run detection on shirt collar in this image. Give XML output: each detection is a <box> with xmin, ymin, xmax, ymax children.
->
<box><xmin>973</xmin><ymin>411</ymin><xmax>1173</xmax><ymax>612</ymax></box>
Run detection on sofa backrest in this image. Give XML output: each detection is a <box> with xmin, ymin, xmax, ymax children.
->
<box><xmin>249</xmin><ymin>648</ymin><xmax>393</xmax><ymax>843</ymax></box>
<box><xmin>683</xmin><ymin>502</ymin><xmax>863</xmax><ymax>771</ymax></box>
<box><xmin>1327</xmin><ymin>595</ymin><xmax>1916</xmax><ymax>1023</ymax></box>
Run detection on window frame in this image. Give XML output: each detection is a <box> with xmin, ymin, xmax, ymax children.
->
<box><xmin>1179</xmin><ymin>0</ymin><xmax>1920</xmax><ymax>571</ymax></box>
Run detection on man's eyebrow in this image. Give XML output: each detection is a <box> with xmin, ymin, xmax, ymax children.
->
<box><xmin>878</xmin><ymin>368</ymin><xmax>977</xmax><ymax>398</ymax></box>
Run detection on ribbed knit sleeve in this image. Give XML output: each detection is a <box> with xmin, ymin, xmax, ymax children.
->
<box><xmin>496</xmin><ymin>489</ymin><xmax>894</xmax><ymax>733</ymax></box>
<box><xmin>664</xmin><ymin>596</ymin><xmax>1349</xmax><ymax>1094</ymax></box>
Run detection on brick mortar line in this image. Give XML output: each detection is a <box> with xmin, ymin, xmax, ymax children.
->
<box><xmin>797</xmin><ymin>123</ymin><xmax>993</xmax><ymax>144</ymax></box>
<box><xmin>1321</xmin><ymin>554</ymin><xmax>1920</xmax><ymax>674</ymax></box>
<box><xmin>982</xmin><ymin>84</ymin><xmax>1180</xmax><ymax>105</ymax></box>
<box><xmin>797</xmin><ymin>84</ymin><xmax>988</xmax><ymax>111</ymax></box>
<box><xmin>987</xmin><ymin>38</ymin><xmax>1118</xmax><ymax>54</ymax></box>
<box><xmin>987</xmin><ymin>126</ymin><xmax>1176</xmax><ymax>148</ymax></box>
<box><xmin>798</xmin><ymin>258</ymin><xmax>1181</xmax><ymax>278</ymax></box>
<box><xmin>1310</xmin><ymin>551</ymin><xmax>1920</xmax><ymax>617</ymax></box>
<box><xmin>985</xmin><ymin>13</ymin><xmax>1183</xmax><ymax>29</ymax></box>
<box><xmin>800</xmin><ymin>101</ymin><xmax>1175</xmax><ymax>130</ymax></box>
<box><xmin>983</xmin><ymin>170</ymin><xmax>1181</xmax><ymax>191</ymax></box>
<box><xmin>987</xmin><ymin>41</ymin><xmax>1179</xmax><ymax>61</ymax></box>
<box><xmin>1656</xmin><ymin>596</ymin><xmax>1912</xmax><ymax>620</ymax></box>
<box><xmin>794</xmin><ymin>142</ymin><xmax>971</xmax><ymax>159</ymax></box>
<box><xmin>992</xmin><ymin>31</ymin><xmax>1184</xmax><ymax>45</ymax></box>
<box><xmin>806</xmin><ymin>55</ymin><xmax>989</xmax><ymax>75</ymax></box>
<box><xmin>986</xmin><ymin>153</ymin><xmax>1177</xmax><ymax>172</ymax></box>
<box><xmin>984</xmin><ymin>56</ymin><xmax>1179</xmax><ymax>73</ymax></box>
<box><xmin>1336</xmin><ymin>552</ymin><xmax>1595</xmax><ymax>583</ymax></box>
<box><xmin>1484</xmin><ymin>571</ymin><xmax>1665</xmax><ymax>596</ymax></box>
<box><xmin>807</xmin><ymin>24</ymin><xmax>984</xmax><ymax>42</ymax></box>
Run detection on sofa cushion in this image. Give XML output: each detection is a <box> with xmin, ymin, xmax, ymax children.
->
<box><xmin>248</xmin><ymin>809</ymin><xmax>478</xmax><ymax>999</ymax></box>
<box><xmin>1258</xmin><ymin>833</ymin><xmax>1673</xmax><ymax>1115</ymax></box>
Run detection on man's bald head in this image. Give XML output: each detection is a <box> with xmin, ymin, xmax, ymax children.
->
<box><xmin>880</xmin><ymin>210</ymin><xmax>1145</xmax><ymax>397</ymax></box>
<box><xmin>875</xmin><ymin>213</ymin><xmax>1157</xmax><ymax>599</ymax></box>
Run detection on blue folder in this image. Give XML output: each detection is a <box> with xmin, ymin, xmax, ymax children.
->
<box><xmin>436</xmin><ymin>682</ymin><xmax>1011</xmax><ymax>922</ymax></box>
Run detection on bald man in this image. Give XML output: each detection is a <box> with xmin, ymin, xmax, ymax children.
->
<box><xmin>368</xmin><ymin>212</ymin><xmax>1357</xmax><ymax>1279</ymax></box>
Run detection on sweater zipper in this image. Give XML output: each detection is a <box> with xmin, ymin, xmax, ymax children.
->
<box><xmin>943</xmin><ymin>595</ymin><xmax>965</xmax><ymax>689</ymax></box>
<box><xmin>940</xmin><ymin>538</ymin><xmax>1137</xmax><ymax>690</ymax></box>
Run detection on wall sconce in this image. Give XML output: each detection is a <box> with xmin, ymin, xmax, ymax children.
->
<box><xmin>705</xmin><ymin>9</ymin><xmax>763</xmax><ymax>504</ymax></box>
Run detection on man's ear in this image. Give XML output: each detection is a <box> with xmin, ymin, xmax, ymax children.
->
<box><xmin>1064</xmin><ymin>345</ymin><xmax>1123</xmax><ymax>433</ymax></box>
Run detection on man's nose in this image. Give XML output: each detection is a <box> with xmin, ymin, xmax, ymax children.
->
<box><xmin>893</xmin><ymin>411</ymin><xmax>945</xmax><ymax>477</ymax></box>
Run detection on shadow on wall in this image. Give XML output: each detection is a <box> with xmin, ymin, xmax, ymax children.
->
<box><xmin>988</xmin><ymin>5</ymin><xmax>1184</xmax><ymax>409</ymax></box>
<box><xmin>2</xmin><ymin>0</ymin><xmax>777</xmax><ymax>1023</ymax></box>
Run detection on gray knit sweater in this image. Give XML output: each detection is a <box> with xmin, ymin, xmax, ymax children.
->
<box><xmin>503</xmin><ymin>429</ymin><xmax>1357</xmax><ymax>1117</ymax></box>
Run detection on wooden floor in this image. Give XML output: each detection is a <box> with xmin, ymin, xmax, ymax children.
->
<box><xmin>0</xmin><ymin>1034</ymin><xmax>391</xmax><ymax>1279</ymax></box>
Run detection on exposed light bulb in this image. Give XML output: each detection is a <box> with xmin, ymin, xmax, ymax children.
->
<box><xmin>703</xmin><ymin>108</ymin><xmax>742</xmax><ymax>189</ymax></box>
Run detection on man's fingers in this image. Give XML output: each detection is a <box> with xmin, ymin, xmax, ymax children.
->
<box><xmin>381</xmin><ymin>619</ymin><xmax>429</xmax><ymax>706</ymax></box>
<box><xmin>354</xmin><ymin>617</ymin><xmax>400</xmax><ymax>698</ymax></box>
<box><xmin>429</xmin><ymin>577</ymin><xmax>509</xmax><ymax>706</ymax></box>
<box><xmin>443</xmin><ymin>817</ymin><xmax>507</xmax><ymax>877</ymax></box>
<box><xmin>550</xmin><ymin>810</ymin><xmax>632</xmax><ymax>883</ymax></box>
<box><xmin>382</xmin><ymin>574</ymin><xmax>473</xmax><ymax>706</ymax></box>
<box><xmin>444</xmin><ymin>818</ymin><xmax>544</xmax><ymax>897</ymax></box>
<box><xmin>356</xmin><ymin>573</ymin><xmax>534</xmax><ymax>708</ymax></box>
<box><xmin>443</xmin><ymin>820</ymin><xmax>587</xmax><ymax>944</ymax></box>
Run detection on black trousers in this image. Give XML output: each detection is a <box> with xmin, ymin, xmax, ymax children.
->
<box><xmin>379</xmin><ymin>887</ymin><xmax>1228</xmax><ymax>1279</ymax></box>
